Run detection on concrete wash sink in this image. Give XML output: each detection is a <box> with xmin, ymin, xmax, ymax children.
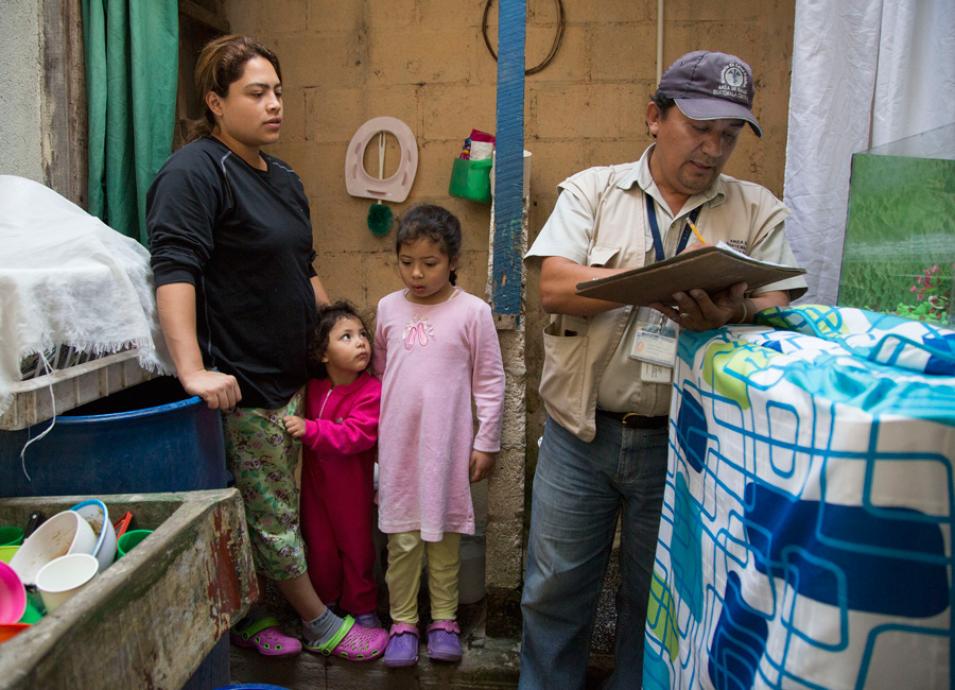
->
<box><xmin>0</xmin><ymin>489</ymin><xmax>256</xmax><ymax>689</ymax></box>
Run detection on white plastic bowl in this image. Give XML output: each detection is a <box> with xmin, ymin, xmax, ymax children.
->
<box><xmin>9</xmin><ymin>510</ymin><xmax>97</xmax><ymax>586</ymax></box>
<box><xmin>35</xmin><ymin>553</ymin><xmax>99</xmax><ymax>613</ymax></box>
<box><xmin>70</xmin><ymin>499</ymin><xmax>116</xmax><ymax>572</ymax></box>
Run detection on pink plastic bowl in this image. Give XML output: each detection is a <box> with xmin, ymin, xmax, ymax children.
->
<box><xmin>0</xmin><ymin>562</ymin><xmax>26</xmax><ymax>625</ymax></box>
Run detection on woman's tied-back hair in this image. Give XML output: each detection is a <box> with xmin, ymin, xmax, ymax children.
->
<box><xmin>308</xmin><ymin>301</ymin><xmax>371</xmax><ymax>379</ymax></box>
<box><xmin>395</xmin><ymin>204</ymin><xmax>463</xmax><ymax>286</ymax></box>
<box><xmin>192</xmin><ymin>34</ymin><xmax>282</xmax><ymax>139</ymax></box>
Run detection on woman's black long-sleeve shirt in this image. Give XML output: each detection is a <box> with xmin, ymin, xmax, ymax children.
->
<box><xmin>147</xmin><ymin>136</ymin><xmax>317</xmax><ymax>409</ymax></box>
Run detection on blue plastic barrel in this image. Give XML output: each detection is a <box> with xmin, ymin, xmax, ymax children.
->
<box><xmin>0</xmin><ymin>377</ymin><xmax>228</xmax><ymax>498</ymax></box>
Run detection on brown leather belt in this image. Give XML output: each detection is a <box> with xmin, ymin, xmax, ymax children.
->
<box><xmin>596</xmin><ymin>410</ymin><xmax>668</xmax><ymax>429</ymax></box>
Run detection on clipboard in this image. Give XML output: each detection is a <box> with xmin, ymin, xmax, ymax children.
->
<box><xmin>575</xmin><ymin>242</ymin><xmax>806</xmax><ymax>306</ymax></box>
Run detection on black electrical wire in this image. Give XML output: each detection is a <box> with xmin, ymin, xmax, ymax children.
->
<box><xmin>482</xmin><ymin>0</ymin><xmax>565</xmax><ymax>76</ymax></box>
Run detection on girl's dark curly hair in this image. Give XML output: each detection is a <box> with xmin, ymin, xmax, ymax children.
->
<box><xmin>395</xmin><ymin>204</ymin><xmax>462</xmax><ymax>285</ymax></box>
<box><xmin>307</xmin><ymin>301</ymin><xmax>371</xmax><ymax>379</ymax></box>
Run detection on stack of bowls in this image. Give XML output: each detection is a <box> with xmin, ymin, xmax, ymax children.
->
<box><xmin>9</xmin><ymin>510</ymin><xmax>96</xmax><ymax>587</ymax></box>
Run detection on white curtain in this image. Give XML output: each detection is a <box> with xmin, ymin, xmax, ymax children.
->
<box><xmin>783</xmin><ymin>0</ymin><xmax>955</xmax><ymax>305</ymax></box>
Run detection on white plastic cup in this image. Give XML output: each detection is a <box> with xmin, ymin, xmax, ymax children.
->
<box><xmin>35</xmin><ymin>553</ymin><xmax>99</xmax><ymax>613</ymax></box>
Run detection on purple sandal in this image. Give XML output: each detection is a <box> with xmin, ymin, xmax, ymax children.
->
<box><xmin>383</xmin><ymin>622</ymin><xmax>420</xmax><ymax>668</ymax></box>
<box><xmin>427</xmin><ymin>619</ymin><xmax>462</xmax><ymax>662</ymax></box>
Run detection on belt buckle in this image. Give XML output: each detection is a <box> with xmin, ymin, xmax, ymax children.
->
<box><xmin>621</xmin><ymin>412</ymin><xmax>640</xmax><ymax>428</ymax></box>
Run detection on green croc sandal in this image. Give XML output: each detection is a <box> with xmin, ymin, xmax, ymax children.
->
<box><xmin>304</xmin><ymin>614</ymin><xmax>389</xmax><ymax>662</ymax></box>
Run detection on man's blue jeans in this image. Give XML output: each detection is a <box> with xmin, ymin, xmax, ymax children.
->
<box><xmin>519</xmin><ymin>414</ymin><xmax>669</xmax><ymax>690</ymax></box>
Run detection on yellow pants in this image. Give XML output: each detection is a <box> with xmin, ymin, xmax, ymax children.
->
<box><xmin>385</xmin><ymin>531</ymin><xmax>461</xmax><ymax>624</ymax></box>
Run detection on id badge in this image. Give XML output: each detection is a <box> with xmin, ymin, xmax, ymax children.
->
<box><xmin>629</xmin><ymin>308</ymin><xmax>677</xmax><ymax>367</ymax></box>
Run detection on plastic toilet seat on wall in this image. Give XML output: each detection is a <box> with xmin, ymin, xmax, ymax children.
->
<box><xmin>344</xmin><ymin>116</ymin><xmax>418</xmax><ymax>203</ymax></box>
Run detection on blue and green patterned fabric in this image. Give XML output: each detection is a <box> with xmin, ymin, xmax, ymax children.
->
<box><xmin>646</xmin><ymin>305</ymin><xmax>955</xmax><ymax>690</ymax></box>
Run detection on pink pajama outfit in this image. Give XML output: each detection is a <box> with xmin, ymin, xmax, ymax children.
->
<box><xmin>374</xmin><ymin>288</ymin><xmax>505</xmax><ymax>540</ymax></box>
<box><xmin>299</xmin><ymin>372</ymin><xmax>380</xmax><ymax>616</ymax></box>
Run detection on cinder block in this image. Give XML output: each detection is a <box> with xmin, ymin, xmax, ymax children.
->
<box><xmin>360</xmin><ymin>84</ymin><xmax>421</xmax><ymax>133</ymax></box>
<box><xmin>663</xmin><ymin>0</ymin><xmax>774</xmax><ymax>22</ymax></box>
<box><xmin>305</xmin><ymin>87</ymin><xmax>367</xmax><ymax>143</ymax></box>
<box><xmin>591</xmin><ymin>22</ymin><xmax>656</xmax><ymax>82</ymax></box>
<box><xmin>364</xmin><ymin>252</ymin><xmax>406</xmax><ymax>306</ymax></box>
<box><xmin>224</xmin><ymin>0</ymin><xmax>260</xmax><ymax>32</ymax></box>
<box><xmin>662</xmin><ymin>20</ymin><xmax>767</xmax><ymax>70</ymax></box>
<box><xmin>258</xmin><ymin>0</ymin><xmax>309</xmax><ymax>34</ymax></box>
<box><xmin>455</xmin><ymin>249</ymin><xmax>493</xmax><ymax>298</ymax></box>
<box><xmin>527</xmin><ymin>0</ymin><xmax>566</xmax><ymax>25</ymax></box>
<box><xmin>288</xmin><ymin>141</ymin><xmax>348</xmax><ymax>203</ymax></box>
<box><xmin>524</xmin><ymin>139</ymin><xmax>599</xmax><ymax>211</ymax></box>
<box><xmin>312</xmin><ymin>195</ymin><xmax>398</xmax><ymax>254</ymax></box>
<box><xmin>526</xmin><ymin>23</ymin><xmax>590</xmax><ymax>82</ymax></box>
<box><xmin>277</xmin><ymin>85</ymin><xmax>306</xmax><ymax>143</ymax></box>
<box><xmin>587</xmin><ymin>139</ymin><xmax>650</xmax><ymax>168</ymax></box>
<box><xmin>417</xmin><ymin>0</ymin><xmax>487</xmax><ymax>29</ymax></box>
<box><xmin>420</xmin><ymin>84</ymin><xmax>497</xmax><ymax>141</ymax></box>
<box><xmin>586</xmin><ymin>0</ymin><xmax>653</xmax><ymax>23</ymax></box>
<box><xmin>307</xmin><ymin>0</ymin><xmax>364</xmax><ymax>31</ymax></box>
<box><xmin>414</xmin><ymin>139</ymin><xmax>463</xmax><ymax>199</ymax></box>
<box><xmin>471</xmin><ymin>22</ymin><xmax>591</xmax><ymax>85</ymax></box>
<box><xmin>367</xmin><ymin>0</ymin><xmax>417</xmax><ymax>30</ymax></box>
<box><xmin>274</xmin><ymin>31</ymin><xmax>367</xmax><ymax>89</ymax></box>
<box><xmin>535</xmin><ymin>83</ymin><xmax>646</xmax><ymax>139</ymax></box>
<box><xmin>317</xmin><ymin>251</ymin><xmax>367</xmax><ymax>306</ymax></box>
<box><xmin>368</xmin><ymin>29</ymin><xmax>472</xmax><ymax>85</ymax></box>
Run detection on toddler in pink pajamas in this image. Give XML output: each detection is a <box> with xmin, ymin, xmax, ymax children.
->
<box><xmin>374</xmin><ymin>204</ymin><xmax>505</xmax><ymax>667</ymax></box>
<box><xmin>283</xmin><ymin>302</ymin><xmax>386</xmax><ymax>645</ymax></box>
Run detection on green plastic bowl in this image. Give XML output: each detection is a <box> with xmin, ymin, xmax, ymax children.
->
<box><xmin>0</xmin><ymin>526</ymin><xmax>24</xmax><ymax>547</ymax></box>
<box><xmin>116</xmin><ymin>529</ymin><xmax>153</xmax><ymax>558</ymax></box>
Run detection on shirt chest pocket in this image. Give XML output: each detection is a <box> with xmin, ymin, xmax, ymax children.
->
<box><xmin>586</xmin><ymin>244</ymin><xmax>621</xmax><ymax>268</ymax></box>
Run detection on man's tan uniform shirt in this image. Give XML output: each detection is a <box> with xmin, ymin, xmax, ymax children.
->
<box><xmin>525</xmin><ymin>145</ymin><xmax>808</xmax><ymax>442</ymax></box>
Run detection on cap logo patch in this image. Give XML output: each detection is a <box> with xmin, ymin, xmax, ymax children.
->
<box><xmin>715</xmin><ymin>63</ymin><xmax>748</xmax><ymax>102</ymax></box>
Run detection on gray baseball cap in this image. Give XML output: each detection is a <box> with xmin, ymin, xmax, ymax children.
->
<box><xmin>657</xmin><ymin>50</ymin><xmax>762</xmax><ymax>137</ymax></box>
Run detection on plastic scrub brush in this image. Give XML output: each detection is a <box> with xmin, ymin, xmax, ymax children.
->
<box><xmin>367</xmin><ymin>202</ymin><xmax>393</xmax><ymax>236</ymax></box>
<box><xmin>367</xmin><ymin>132</ymin><xmax>393</xmax><ymax>236</ymax></box>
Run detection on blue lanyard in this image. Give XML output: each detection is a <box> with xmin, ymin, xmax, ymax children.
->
<box><xmin>644</xmin><ymin>195</ymin><xmax>702</xmax><ymax>262</ymax></box>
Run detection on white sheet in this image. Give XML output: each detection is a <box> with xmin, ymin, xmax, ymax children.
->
<box><xmin>0</xmin><ymin>175</ymin><xmax>172</xmax><ymax>417</ymax></box>
<box><xmin>783</xmin><ymin>0</ymin><xmax>955</xmax><ymax>305</ymax></box>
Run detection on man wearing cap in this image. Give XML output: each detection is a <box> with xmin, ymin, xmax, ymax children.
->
<box><xmin>519</xmin><ymin>51</ymin><xmax>807</xmax><ymax>688</ymax></box>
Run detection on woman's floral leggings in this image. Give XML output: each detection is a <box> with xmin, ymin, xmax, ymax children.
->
<box><xmin>222</xmin><ymin>389</ymin><xmax>306</xmax><ymax>581</ymax></box>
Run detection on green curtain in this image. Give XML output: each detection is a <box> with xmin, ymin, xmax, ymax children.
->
<box><xmin>82</xmin><ymin>0</ymin><xmax>178</xmax><ymax>245</ymax></box>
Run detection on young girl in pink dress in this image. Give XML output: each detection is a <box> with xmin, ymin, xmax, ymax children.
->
<box><xmin>374</xmin><ymin>204</ymin><xmax>506</xmax><ymax>667</ymax></box>
<box><xmin>283</xmin><ymin>302</ymin><xmax>386</xmax><ymax>646</ymax></box>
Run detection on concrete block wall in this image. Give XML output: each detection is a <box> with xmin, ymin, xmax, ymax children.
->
<box><xmin>224</xmin><ymin>0</ymin><xmax>796</xmax><ymax>629</ymax></box>
<box><xmin>226</xmin><ymin>0</ymin><xmax>500</xmax><ymax>313</ymax></box>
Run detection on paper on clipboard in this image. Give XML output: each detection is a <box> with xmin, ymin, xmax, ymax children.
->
<box><xmin>575</xmin><ymin>241</ymin><xmax>805</xmax><ymax>306</ymax></box>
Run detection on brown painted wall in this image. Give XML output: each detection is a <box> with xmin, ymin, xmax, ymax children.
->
<box><xmin>225</xmin><ymin>0</ymin><xmax>796</xmax><ymax>460</ymax></box>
